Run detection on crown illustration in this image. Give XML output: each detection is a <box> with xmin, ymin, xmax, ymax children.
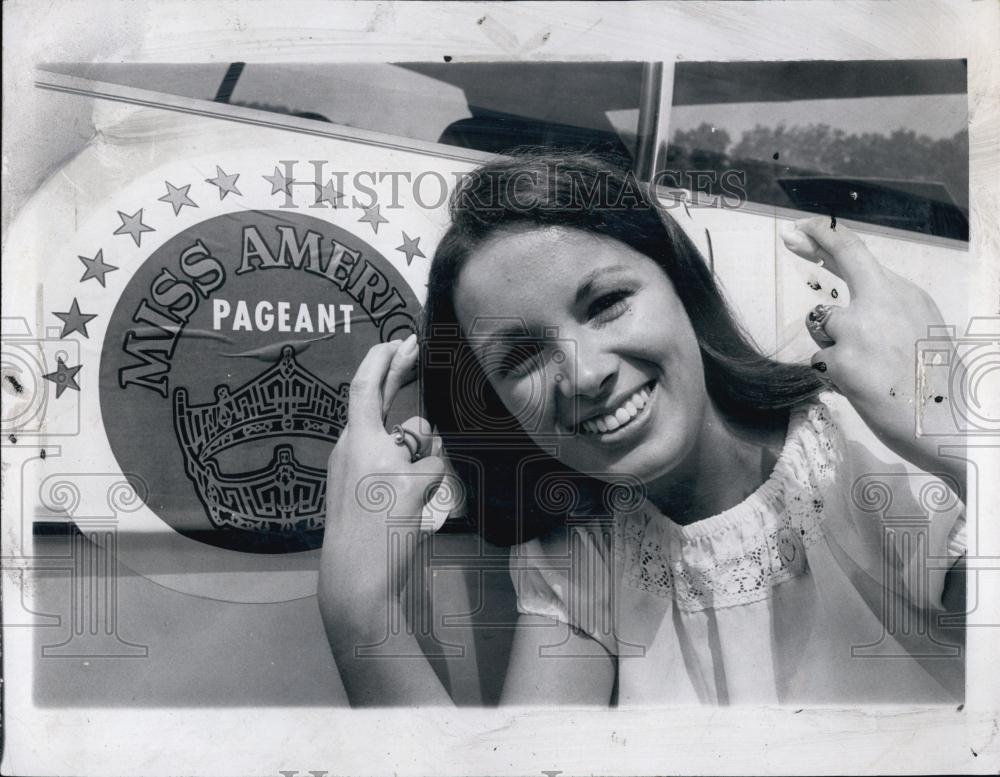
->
<box><xmin>173</xmin><ymin>345</ymin><xmax>350</xmax><ymax>533</ymax></box>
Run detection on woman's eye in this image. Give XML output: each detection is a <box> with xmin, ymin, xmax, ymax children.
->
<box><xmin>588</xmin><ymin>290</ymin><xmax>632</xmax><ymax>324</ymax></box>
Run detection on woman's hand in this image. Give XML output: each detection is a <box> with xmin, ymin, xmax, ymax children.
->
<box><xmin>320</xmin><ymin>334</ymin><xmax>459</xmax><ymax>608</ymax></box>
<box><xmin>317</xmin><ymin>334</ymin><xmax>462</xmax><ymax>706</ymax></box>
<box><xmin>782</xmin><ymin>217</ymin><xmax>963</xmax><ymax>491</ymax></box>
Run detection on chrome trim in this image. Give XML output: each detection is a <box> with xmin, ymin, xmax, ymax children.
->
<box><xmin>633</xmin><ymin>62</ymin><xmax>664</xmax><ymax>181</ymax></box>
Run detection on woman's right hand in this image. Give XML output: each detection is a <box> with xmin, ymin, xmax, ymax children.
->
<box><xmin>319</xmin><ymin>334</ymin><xmax>459</xmax><ymax>609</ymax></box>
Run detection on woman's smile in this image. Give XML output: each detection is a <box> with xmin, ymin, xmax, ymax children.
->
<box><xmin>574</xmin><ymin>380</ymin><xmax>656</xmax><ymax>442</ymax></box>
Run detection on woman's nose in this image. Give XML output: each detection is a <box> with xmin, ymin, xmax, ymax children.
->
<box><xmin>554</xmin><ymin>339</ymin><xmax>616</xmax><ymax>400</ymax></box>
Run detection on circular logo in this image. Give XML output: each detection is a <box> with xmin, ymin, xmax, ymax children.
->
<box><xmin>100</xmin><ymin>210</ymin><xmax>420</xmax><ymax>553</ymax></box>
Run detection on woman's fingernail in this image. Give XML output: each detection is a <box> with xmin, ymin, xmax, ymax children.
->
<box><xmin>812</xmin><ymin>361</ymin><xmax>828</xmax><ymax>373</ymax></box>
<box><xmin>782</xmin><ymin>230</ymin><xmax>824</xmax><ymax>264</ymax></box>
<box><xmin>401</xmin><ymin>332</ymin><xmax>418</xmax><ymax>355</ymax></box>
<box><xmin>780</xmin><ymin>229</ymin><xmax>804</xmax><ymax>249</ymax></box>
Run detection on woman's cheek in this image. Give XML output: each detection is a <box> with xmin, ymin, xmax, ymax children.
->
<box><xmin>634</xmin><ymin>298</ymin><xmax>701</xmax><ymax>373</ymax></box>
<box><xmin>497</xmin><ymin>375</ymin><xmax>551</xmax><ymax>432</ymax></box>
<box><xmin>620</xmin><ymin>311</ymin><xmax>672</xmax><ymax>364</ymax></box>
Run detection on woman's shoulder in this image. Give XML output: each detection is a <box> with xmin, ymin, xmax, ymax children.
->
<box><xmin>779</xmin><ymin>390</ymin><xmax>929</xmax><ymax>489</ymax></box>
<box><xmin>759</xmin><ymin>392</ymin><xmax>846</xmax><ymax>498</ymax></box>
<box><xmin>509</xmin><ymin>519</ymin><xmax>616</xmax><ymax>567</ymax></box>
<box><xmin>789</xmin><ymin>391</ymin><xmax>843</xmax><ymax>442</ymax></box>
<box><xmin>507</xmin><ymin>515</ymin><xmax>619</xmax><ymax>653</ymax></box>
<box><xmin>798</xmin><ymin>390</ymin><xmax>922</xmax><ymax>461</ymax></box>
<box><xmin>795</xmin><ymin>390</ymin><xmax>966</xmax><ymax>553</ymax></box>
<box><xmin>800</xmin><ymin>391</ymin><xmax>949</xmax><ymax>486</ymax></box>
<box><xmin>779</xmin><ymin>391</ymin><xmax>942</xmax><ymax>512</ymax></box>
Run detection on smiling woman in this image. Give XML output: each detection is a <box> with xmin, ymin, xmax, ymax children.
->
<box><xmin>448</xmin><ymin>222</ymin><xmax>790</xmax><ymax>524</ymax></box>
<box><xmin>318</xmin><ymin>150</ymin><xmax>967</xmax><ymax>707</ymax></box>
<box><xmin>423</xmin><ymin>152</ymin><xmax>822</xmax><ymax>540</ymax></box>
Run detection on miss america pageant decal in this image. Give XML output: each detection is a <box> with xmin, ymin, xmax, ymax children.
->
<box><xmin>96</xmin><ymin>205</ymin><xmax>420</xmax><ymax>553</ymax></box>
<box><xmin>16</xmin><ymin>146</ymin><xmax>424</xmax><ymax>556</ymax></box>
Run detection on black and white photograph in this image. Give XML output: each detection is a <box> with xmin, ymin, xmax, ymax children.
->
<box><xmin>2</xmin><ymin>1</ymin><xmax>998</xmax><ymax>775</ymax></box>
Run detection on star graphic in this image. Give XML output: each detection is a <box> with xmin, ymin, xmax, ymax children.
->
<box><xmin>42</xmin><ymin>358</ymin><xmax>82</xmax><ymax>399</ymax></box>
<box><xmin>357</xmin><ymin>203</ymin><xmax>389</xmax><ymax>234</ymax></box>
<box><xmin>395</xmin><ymin>232</ymin><xmax>426</xmax><ymax>266</ymax></box>
<box><xmin>316</xmin><ymin>179</ymin><xmax>345</xmax><ymax>208</ymax></box>
<box><xmin>158</xmin><ymin>181</ymin><xmax>198</xmax><ymax>215</ymax></box>
<box><xmin>263</xmin><ymin>166</ymin><xmax>294</xmax><ymax>196</ymax></box>
<box><xmin>113</xmin><ymin>209</ymin><xmax>154</xmax><ymax>246</ymax></box>
<box><xmin>53</xmin><ymin>298</ymin><xmax>98</xmax><ymax>339</ymax></box>
<box><xmin>205</xmin><ymin>165</ymin><xmax>242</xmax><ymax>200</ymax></box>
<box><xmin>78</xmin><ymin>250</ymin><xmax>118</xmax><ymax>287</ymax></box>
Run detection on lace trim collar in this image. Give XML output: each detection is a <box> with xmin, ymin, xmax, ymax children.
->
<box><xmin>614</xmin><ymin>398</ymin><xmax>842</xmax><ymax>612</ymax></box>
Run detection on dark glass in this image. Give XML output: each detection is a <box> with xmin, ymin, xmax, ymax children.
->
<box><xmin>664</xmin><ymin>60</ymin><xmax>969</xmax><ymax>240</ymax></box>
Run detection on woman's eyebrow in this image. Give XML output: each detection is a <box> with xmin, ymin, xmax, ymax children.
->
<box><xmin>574</xmin><ymin>265</ymin><xmax>631</xmax><ymax>305</ymax></box>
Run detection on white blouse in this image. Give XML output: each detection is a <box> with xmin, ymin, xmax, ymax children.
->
<box><xmin>508</xmin><ymin>395</ymin><xmax>967</xmax><ymax>705</ymax></box>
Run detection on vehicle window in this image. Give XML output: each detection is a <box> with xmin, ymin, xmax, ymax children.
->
<box><xmin>42</xmin><ymin>61</ymin><xmax>645</xmax><ymax>162</ymax></box>
<box><xmin>663</xmin><ymin>60</ymin><xmax>969</xmax><ymax>240</ymax></box>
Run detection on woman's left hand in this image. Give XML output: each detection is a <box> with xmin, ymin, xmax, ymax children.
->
<box><xmin>782</xmin><ymin>217</ymin><xmax>961</xmax><ymax>488</ymax></box>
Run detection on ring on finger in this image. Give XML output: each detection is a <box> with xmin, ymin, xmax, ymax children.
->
<box><xmin>805</xmin><ymin>304</ymin><xmax>837</xmax><ymax>347</ymax></box>
<box><xmin>390</xmin><ymin>424</ymin><xmax>423</xmax><ymax>462</ymax></box>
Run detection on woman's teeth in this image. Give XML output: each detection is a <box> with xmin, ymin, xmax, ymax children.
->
<box><xmin>580</xmin><ymin>386</ymin><xmax>651</xmax><ymax>435</ymax></box>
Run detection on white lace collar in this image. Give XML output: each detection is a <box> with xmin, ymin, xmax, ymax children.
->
<box><xmin>613</xmin><ymin>398</ymin><xmax>843</xmax><ymax>612</ymax></box>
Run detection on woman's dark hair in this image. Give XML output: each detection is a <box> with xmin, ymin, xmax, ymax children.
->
<box><xmin>421</xmin><ymin>149</ymin><xmax>823</xmax><ymax>545</ymax></box>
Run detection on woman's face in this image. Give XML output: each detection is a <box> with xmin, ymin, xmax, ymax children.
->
<box><xmin>453</xmin><ymin>225</ymin><xmax>712</xmax><ymax>484</ymax></box>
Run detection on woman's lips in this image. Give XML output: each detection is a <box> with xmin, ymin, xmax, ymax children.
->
<box><xmin>578</xmin><ymin>381</ymin><xmax>656</xmax><ymax>441</ymax></box>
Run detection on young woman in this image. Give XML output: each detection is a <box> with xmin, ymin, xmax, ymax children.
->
<box><xmin>319</xmin><ymin>152</ymin><xmax>966</xmax><ymax>706</ymax></box>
